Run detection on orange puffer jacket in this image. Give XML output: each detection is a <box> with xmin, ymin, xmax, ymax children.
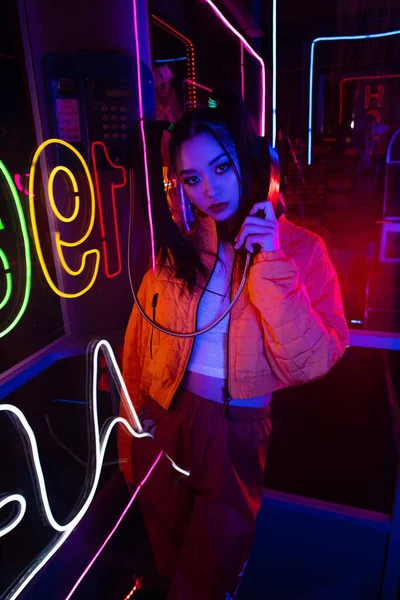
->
<box><xmin>120</xmin><ymin>213</ymin><xmax>349</xmax><ymax>450</ymax></box>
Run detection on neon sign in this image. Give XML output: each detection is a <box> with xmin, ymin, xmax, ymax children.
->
<box><xmin>0</xmin><ymin>340</ymin><xmax>189</xmax><ymax>600</ymax></box>
<box><xmin>0</xmin><ymin>160</ymin><xmax>32</xmax><ymax>339</ymax></box>
<box><xmin>339</xmin><ymin>74</ymin><xmax>400</xmax><ymax>126</ymax></box>
<box><xmin>0</xmin><ymin>136</ymin><xmax>133</xmax><ymax>339</ymax></box>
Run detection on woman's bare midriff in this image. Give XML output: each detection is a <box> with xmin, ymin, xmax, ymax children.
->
<box><xmin>181</xmin><ymin>370</ymin><xmax>272</xmax><ymax>408</ymax></box>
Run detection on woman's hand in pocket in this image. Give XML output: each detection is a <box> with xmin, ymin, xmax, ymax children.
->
<box><xmin>139</xmin><ymin>408</ymin><xmax>157</xmax><ymax>438</ymax></box>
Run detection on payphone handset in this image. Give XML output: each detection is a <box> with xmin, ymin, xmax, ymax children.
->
<box><xmin>250</xmin><ymin>136</ymin><xmax>285</xmax><ymax>220</ymax></box>
<box><xmin>42</xmin><ymin>50</ymin><xmax>155</xmax><ymax>169</ymax></box>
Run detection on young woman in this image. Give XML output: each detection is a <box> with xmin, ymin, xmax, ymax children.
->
<box><xmin>119</xmin><ymin>86</ymin><xmax>349</xmax><ymax>600</ymax></box>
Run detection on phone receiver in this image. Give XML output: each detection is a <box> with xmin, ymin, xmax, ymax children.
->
<box><xmin>250</xmin><ymin>137</ymin><xmax>285</xmax><ymax>219</ymax></box>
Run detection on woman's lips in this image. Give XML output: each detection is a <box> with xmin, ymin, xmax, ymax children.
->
<box><xmin>209</xmin><ymin>202</ymin><xmax>229</xmax><ymax>213</ymax></box>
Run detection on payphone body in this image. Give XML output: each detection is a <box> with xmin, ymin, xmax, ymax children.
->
<box><xmin>38</xmin><ymin>51</ymin><xmax>155</xmax><ymax>337</ymax></box>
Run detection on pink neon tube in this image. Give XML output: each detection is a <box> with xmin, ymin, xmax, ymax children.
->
<box><xmin>204</xmin><ymin>0</ymin><xmax>266</xmax><ymax>137</ymax></box>
<box><xmin>14</xmin><ymin>173</ymin><xmax>35</xmax><ymax>197</ymax></box>
<box><xmin>132</xmin><ymin>0</ymin><xmax>156</xmax><ymax>273</ymax></box>
<box><xmin>64</xmin><ymin>451</ymin><xmax>163</xmax><ymax>600</ymax></box>
<box><xmin>240</xmin><ymin>43</ymin><xmax>245</xmax><ymax>100</ymax></box>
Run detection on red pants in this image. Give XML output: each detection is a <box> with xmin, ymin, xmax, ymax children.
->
<box><xmin>129</xmin><ymin>387</ymin><xmax>272</xmax><ymax>600</ymax></box>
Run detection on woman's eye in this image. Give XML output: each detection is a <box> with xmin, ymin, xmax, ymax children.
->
<box><xmin>183</xmin><ymin>162</ymin><xmax>230</xmax><ymax>186</ymax></box>
<box><xmin>216</xmin><ymin>162</ymin><xmax>231</xmax><ymax>174</ymax></box>
<box><xmin>183</xmin><ymin>176</ymin><xmax>199</xmax><ymax>186</ymax></box>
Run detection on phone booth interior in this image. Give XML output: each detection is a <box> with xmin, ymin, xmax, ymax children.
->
<box><xmin>1</xmin><ymin>0</ymin><xmax>400</xmax><ymax>599</ymax></box>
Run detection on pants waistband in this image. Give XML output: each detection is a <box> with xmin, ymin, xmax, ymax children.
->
<box><xmin>172</xmin><ymin>386</ymin><xmax>271</xmax><ymax>423</ymax></box>
<box><xmin>180</xmin><ymin>371</ymin><xmax>272</xmax><ymax>409</ymax></box>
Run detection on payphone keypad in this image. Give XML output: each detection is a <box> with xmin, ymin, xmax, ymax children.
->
<box><xmin>89</xmin><ymin>92</ymin><xmax>135</xmax><ymax>167</ymax></box>
<box><xmin>94</xmin><ymin>102</ymin><xmax>131</xmax><ymax>141</ymax></box>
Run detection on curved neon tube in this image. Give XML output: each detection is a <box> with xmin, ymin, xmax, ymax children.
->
<box><xmin>1</xmin><ymin>339</ymin><xmax>189</xmax><ymax>600</ymax></box>
<box><xmin>0</xmin><ymin>249</ymin><xmax>13</xmax><ymax>310</ymax></box>
<box><xmin>14</xmin><ymin>173</ymin><xmax>34</xmax><ymax>197</ymax></box>
<box><xmin>0</xmin><ymin>495</ymin><xmax>26</xmax><ymax>538</ymax></box>
<box><xmin>48</xmin><ymin>166</ymin><xmax>80</xmax><ymax>223</ymax></box>
<box><xmin>0</xmin><ymin>160</ymin><xmax>32</xmax><ymax>339</ymax></box>
<box><xmin>28</xmin><ymin>138</ymin><xmax>100</xmax><ymax>298</ymax></box>
<box><xmin>133</xmin><ymin>4</ymin><xmax>156</xmax><ymax>273</ymax></box>
<box><xmin>204</xmin><ymin>0</ymin><xmax>266</xmax><ymax>137</ymax></box>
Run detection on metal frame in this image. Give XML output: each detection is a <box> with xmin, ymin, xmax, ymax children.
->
<box><xmin>17</xmin><ymin>0</ymin><xmax>71</xmax><ymax>335</ymax></box>
<box><xmin>308</xmin><ymin>30</ymin><xmax>400</xmax><ymax>165</ymax></box>
<box><xmin>383</xmin><ymin>127</ymin><xmax>400</xmax><ymax>221</ymax></box>
<box><xmin>151</xmin><ymin>14</ymin><xmax>197</xmax><ymax>110</ymax></box>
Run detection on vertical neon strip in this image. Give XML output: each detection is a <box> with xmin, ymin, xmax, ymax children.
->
<box><xmin>240</xmin><ymin>43</ymin><xmax>245</xmax><ymax>99</ymax></box>
<box><xmin>0</xmin><ymin>250</ymin><xmax>12</xmax><ymax>310</ymax></box>
<box><xmin>91</xmin><ymin>142</ymin><xmax>126</xmax><ymax>279</ymax></box>
<box><xmin>308</xmin><ymin>40</ymin><xmax>316</xmax><ymax>165</ymax></box>
<box><xmin>64</xmin><ymin>451</ymin><xmax>163</xmax><ymax>600</ymax></box>
<box><xmin>308</xmin><ymin>30</ymin><xmax>400</xmax><ymax>165</ymax></box>
<box><xmin>0</xmin><ymin>160</ymin><xmax>31</xmax><ymax>339</ymax></box>
<box><xmin>272</xmin><ymin>0</ymin><xmax>277</xmax><ymax>147</ymax></box>
<box><xmin>179</xmin><ymin>180</ymin><xmax>190</xmax><ymax>232</ymax></box>
<box><xmin>204</xmin><ymin>0</ymin><xmax>266</xmax><ymax>137</ymax></box>
<box><xmin>134</xmin><ymin>2</ymin><xmax>156</xmax><ymax>273</ymax></box>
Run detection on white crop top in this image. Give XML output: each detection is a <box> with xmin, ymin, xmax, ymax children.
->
<box><xmin>187</xmin><ymin>240</ymin><xmax>235</xmax><ymax>379</ymax></box>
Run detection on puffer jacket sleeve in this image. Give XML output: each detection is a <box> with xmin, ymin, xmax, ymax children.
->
<box><xmin>118</xmin><ymin>272</ymin><xmax>150</xmax><ymax>485</ymax></box>
<box><xmin>247</xmin><ymin>237</ymin><xmax>350</xmax><ymax>386</ymax></box>
<box><xmin>122</xmin><ymin>276</ymin><xmax>150</xmax><ymax>412</ymax></box>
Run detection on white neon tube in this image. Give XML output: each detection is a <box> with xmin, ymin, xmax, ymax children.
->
<box><xmin>0</xmin><ymin>340</ymin><xmax>189</xmax><ymax>600</ymax></box>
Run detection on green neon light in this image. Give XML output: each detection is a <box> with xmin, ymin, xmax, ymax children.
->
<box><xmin>0</xmin><ymin>160</ymin><xmax>32</xmax><ymax>338</ymax></box>
<box><xmin>0</xmin><ymin>218</ymin><xmax>4</xmax><ymax>230</ymax></box>
<box><xmin>0</xmin><ymin>249</ymin><xmax>12</xmax><ymax>310</ymax></box>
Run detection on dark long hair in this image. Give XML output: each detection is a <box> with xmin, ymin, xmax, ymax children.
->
<box><xmin>154</xmin><ymin>85</ymin><xmax>256</xmax><ymax>292</ymax></box>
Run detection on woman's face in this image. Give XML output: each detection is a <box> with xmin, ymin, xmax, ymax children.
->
<box><xmin>177</xmin><ymin>132</ymin><xmax>241</xmax><ymax>221</ymax></box>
